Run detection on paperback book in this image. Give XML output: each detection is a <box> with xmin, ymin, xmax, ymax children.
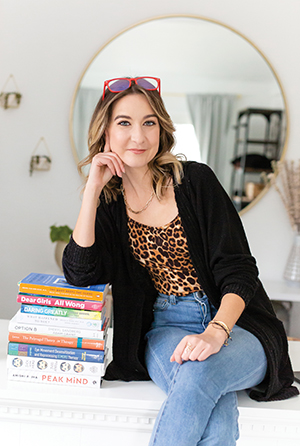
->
<box><xmin>11</xmin><ymin>308</ymin><xmax>106</xmax><ymax>330</ymax></box>
<box><xmin>7</xmin><ymin>369</ymin><xmax>103</xmax><ymax>387</ymax></box>
<box><xmin>8</xmin><ymin>332</ymin><xmax>106</xmax><ymax>350</ymax></box>
<box><xmin>9</xmin><ymin>313</ymin><xmax>109</xmax><ymax>340</ymax></box>
<box><xmin>20</xmin><ymin>303</ymin><xmax>103</xmax><ymax>320</ymax></box>
<box><xmin>19</xmin><ymin>273</ymin><xmax>109</xmax><ymax>301</ymax></box>
<box><xmin>7</xmin><ymin>355</ymin><xmax>106</xmax><ymax>376</ymax></box>
<box><xmin>8</xmin><ymin>342</ymin><xmax>106</xmax><ymax>362</ymax></box>
<box><xmin>17</xmin><ymin>294</ymin><xmax>104</xmax><ymax>311</ymax></box>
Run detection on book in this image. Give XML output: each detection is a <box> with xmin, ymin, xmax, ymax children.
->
<box><xmin>7</xmin><ymin>369</ymin><xmax>103</xmax><ymax>387</ymax></box>
<box><xmin>9</xmin><ymin>313</ymin><xmax>109</xmax><ymax>340</ymax></box>
<box><xmin>10</xmin><ymin>309</ymin><xmax>106</xmax><ymax>330</ymax></box>
<box><xmin>8</xmin><ymin>342</ymin><xmax>106</xmax><ymax>362</ymax></box>
<box><xmin>17</xmin><ymin>294</ymin><xmax>104</xmax><ymax>311</ymax></box>
<box><xmin>8</xmin><ymin>332</ymin><xmax>106</xmax><ymax>350</ymax></box>
<box><xmin>7</xmin><ymin>355</ymin><xmax>106</xmax><ymax>376</ymax></box>
<box><xmin>20</xmin><ymin>304</ymin><xmax>103</xmax><ymax>320</ymax></box>
<box><xmin>18</xmin><ymin>273</ymin><xmax>109</xmax><ymax>301</ymax></box>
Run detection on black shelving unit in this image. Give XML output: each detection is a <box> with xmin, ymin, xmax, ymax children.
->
<box><xmin>230</xmin><ymin>108</ymin><xmax>283</xmax><ymax>211</ymax></box>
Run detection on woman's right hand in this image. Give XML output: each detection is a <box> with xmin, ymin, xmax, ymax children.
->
<box><xmin>86</xmin><ymin>136</ymin><xmax>125</xmax><ymax>193</ymax></box>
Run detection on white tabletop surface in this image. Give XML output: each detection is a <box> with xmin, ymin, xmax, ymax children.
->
<box><xmin>262</xmin><ymin>279</ymin><xmax>300</xmax><ymax>302</ymax></box>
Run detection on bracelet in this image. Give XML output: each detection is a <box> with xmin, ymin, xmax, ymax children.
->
<box><xmin>208</xmin><ymin>320</ymin><xmax>232</xmax><ymax>346</ymax></box>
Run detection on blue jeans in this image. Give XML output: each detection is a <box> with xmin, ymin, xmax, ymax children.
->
<box><xmin>145</xmin><ymin>292</ymin><xmax>267</xmax><ymax>446</ymax></box>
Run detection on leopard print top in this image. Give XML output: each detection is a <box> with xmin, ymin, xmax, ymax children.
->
<box><xmin>127</xmin><ymin>214</ymin><xmax>202</xmax><ymax>296</ymax></box>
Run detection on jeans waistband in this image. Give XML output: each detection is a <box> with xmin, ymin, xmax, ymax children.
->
<box><xmin>157</xmin><ymin>290</ymin><xmax>205</xmax><ymax>303</ymax></box>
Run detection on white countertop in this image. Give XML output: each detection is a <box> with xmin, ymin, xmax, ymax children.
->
<box><xmin>262</xmin><ymin>279</ymin><xmax>300</xmax><ymax>302</ymax></box>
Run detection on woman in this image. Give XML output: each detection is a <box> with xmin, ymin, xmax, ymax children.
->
<box><xmin>63</xmin><ymin>77</ymin><xmax>298</xmax><ymax>445</ymax></box>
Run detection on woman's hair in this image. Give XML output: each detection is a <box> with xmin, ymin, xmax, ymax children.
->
<box><xmin>78</xmin><ymin>81</ymin><xmax>184</xmax><ymax>203</ymax></box>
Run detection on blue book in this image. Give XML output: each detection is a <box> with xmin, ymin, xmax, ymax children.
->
<box><xmin>8</xmin><ymin>342</ymin><xmax>105</xmax><ymax>363</ymax></box>
<box><xmin>18</xmin><ymin>273</ymin><xmax>109</xmax><ymax>302</ymax></box>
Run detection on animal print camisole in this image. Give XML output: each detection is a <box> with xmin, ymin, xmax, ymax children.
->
<box><xmin>127</xmin><ymin>214</ymin><xmax>202</xmax><ymax>296</ymax></box>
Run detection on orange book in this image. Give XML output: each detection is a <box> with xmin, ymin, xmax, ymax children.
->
<box><xmin>8</xmin><ymin>332</ymin><xmax>105</xmax><ymax>350</ymax></box>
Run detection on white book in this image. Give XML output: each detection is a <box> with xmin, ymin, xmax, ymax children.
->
<box><xmin>9</xmin><ymin>312</ymin><xmax>109</xmax><ymax>340</ymax></box>
<box><xmin>7</xmin><ymin>355</ymin><xmax>107</xmax><ymax>376</ymax></box>
<box><xmin>7</xmin><ymin>369</ymin><xmax>104</xmax><ymax>388</ymax></box>
<box><xmin>10</xmin><ymin>308</ymin><xmax>106</xmax><ymax>330</ymax></box>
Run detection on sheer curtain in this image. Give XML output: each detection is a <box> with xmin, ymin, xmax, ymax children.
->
<box><xmin>73</xmin><ymin>88</ymin><xmax>101</xmax><ymax>162</ymax></box>
<box><xmin>186</xmin><ymin>94</ymin><xmax>236</xmax><ymax>190</ymax></box>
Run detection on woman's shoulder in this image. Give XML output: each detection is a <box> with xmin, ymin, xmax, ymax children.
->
<box><xmin>181</xmin><ymin>161</ymin><xmax>218</xmax><ymax>183</ymax></box>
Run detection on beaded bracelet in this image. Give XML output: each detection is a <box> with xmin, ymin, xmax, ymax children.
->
<box><xmin>208</xmin><ymin>320</ymin><xmax>232</xmax><ymax>346</ymax></box>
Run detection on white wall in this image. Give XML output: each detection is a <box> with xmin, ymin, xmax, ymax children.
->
<box><xmin>1</xmin><ymin>0</ymin><xmax>300</xmax><ymax>333</ymax></box>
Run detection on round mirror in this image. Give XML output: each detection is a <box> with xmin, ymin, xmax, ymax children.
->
<box><xmin>70</xmin><ymin>15</ymin><xmax>288</xmax><ymax>213</ymax></box>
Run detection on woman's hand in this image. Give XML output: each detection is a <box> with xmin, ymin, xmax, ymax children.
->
<box><xmin>86</xmin><ymin>135</ymin><xmax>125</xmax><ymax>193</ymax></box>
<box><xmin>170</xmin><ymin>324</ymin><xmax>228</xmax><ymax>364</ymax></box>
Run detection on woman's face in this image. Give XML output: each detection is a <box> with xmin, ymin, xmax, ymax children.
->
<box><xmin>106</xmin><ymin>93</ymin><xmax>160</xmax><ymax>170</ymax></box>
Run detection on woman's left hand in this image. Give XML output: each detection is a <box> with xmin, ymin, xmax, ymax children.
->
<box><xmin>170</xmin><ymin>325</ymin><xmax>228</xmax><ymax>364</ymax></box>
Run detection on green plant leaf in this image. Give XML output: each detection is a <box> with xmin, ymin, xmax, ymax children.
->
<box><xmin>50</xmin><ymin>225</ymin><xmax>73</xmax><ymax>243</ymax></box>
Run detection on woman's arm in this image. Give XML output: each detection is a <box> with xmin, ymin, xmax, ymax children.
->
<box><xmin>182</xmin><ymin>162</ymin><xmax>259</xmax><ymax>305</ymax></box>
<box><xmin>63</xmin><ymin>141</ymin><xmax>125</xmax><ymax>286</ymax></box>
<box><xmin>73</xmin><ymin>139</ymin><xmax>125</xmax><ymax>248</ymax></box>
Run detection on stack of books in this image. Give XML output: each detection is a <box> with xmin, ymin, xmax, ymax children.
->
<box><xmin>7</xmin><ymin>272</ymin><xmax>111</xmax><ymax>388</ymax></box>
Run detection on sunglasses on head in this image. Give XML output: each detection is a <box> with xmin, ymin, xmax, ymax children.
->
<box><xmin>102</xmin><ymin>77</ymin><xmax>161</xmax><ymax>101</ymax></box>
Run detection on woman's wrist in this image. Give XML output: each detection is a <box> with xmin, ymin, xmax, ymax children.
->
<box><xmin>205</xmin><ymin>322</ymin><xmax>229</xmax><ymax>344</ymax></box>
<box><xmin>84</xmin><ymin>182</ymin><xmax>103</xmax><ymax>203</ymax></box>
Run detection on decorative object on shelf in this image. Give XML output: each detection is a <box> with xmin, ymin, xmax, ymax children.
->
<box><xmin>50</xmin><ymin>224</ymin><xmax>73</xmax><ymax>271</ymax></box>
<box><xmin>230</xmin><ymin>108</ymin><xmax>283</xmax><ymax>212</ymax></box>
<box><xmin>269</xmin><ymin>160</ymin><xmax>300</xmax><ymax>285</ymax></box>
<box><xmin>30</xmin><ymin>137</ymin><xmax>52</xmax><ymax>176</ymax></box>
<box><xmin>0</xmin><ymin>74</ymin><xmax>22</xmax><ymax>109</ymax></box>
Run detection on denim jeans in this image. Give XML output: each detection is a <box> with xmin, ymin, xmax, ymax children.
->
<box><xmin>145</xmin><ymin>292</ymin><xmax>267</xmax><ymax>446</ymax></box>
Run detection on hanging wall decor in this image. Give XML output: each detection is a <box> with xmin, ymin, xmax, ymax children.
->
<box><xmin>0</xmin><ymin>74</ymin><xmax>22</xmax><ymax>109</ymax></box>
<box><xmin>29</xmin><ymin>137</ymin><xmax>52</xmax><ymax>176</ymax></box>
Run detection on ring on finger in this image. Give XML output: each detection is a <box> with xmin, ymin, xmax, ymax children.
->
<box><xmin>184</xmin><ymin>342</ymin><xmax>194</xmax><ymax>353</ymax></box>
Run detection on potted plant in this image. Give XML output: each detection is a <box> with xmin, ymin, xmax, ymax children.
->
<box><xmin>50</xmin><ymin>224</ymin><xmax>73</xmax><ymax>271</ymax></box>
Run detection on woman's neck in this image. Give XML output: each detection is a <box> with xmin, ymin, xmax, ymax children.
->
<box><xmin>122</xmin><ymin>167</ymin><xmax>153</xmax><ymax>197</ymax></box>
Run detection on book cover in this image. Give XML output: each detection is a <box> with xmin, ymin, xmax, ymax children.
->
<box><xmin>8</xmin><ymin>342</ymin><xmax>105</xmax><ymax>362</ymax></box>
<box><xmin>8</xmin><ymin>332</ymin><xmax>106</xmax><ymax>350</ymax></box>
<box><xmin>18</xmin><ymin>273</ymin><xmax>109</xmax><ymax>301</ymax></box>
<box><xmin>9</xmin><ymin>313</ymin><xmax>109</xmax><ymax>340</ymax></box>
<box><xmin>10</xmin><ymin>309</ymin><xmax>106</xmax><ymax>330</ymax></box>
<box><xmin>17</xmin><ymin>294</ymin><xmax>104</xmax><ymax>311</ymax></box>
<box><xmin>20</xmin><ymin>304</ymin><xmax>103</xmax><ymax>320</ymax></box>
<box><xmin>7</xmin><ymin>369</ymin><xmax>103</xmax><ymax>387</ymax></box>
<box><xmin>7</xmin><ymin>355</ymin><xmax>106</xmax><ymax>376</ymax></box>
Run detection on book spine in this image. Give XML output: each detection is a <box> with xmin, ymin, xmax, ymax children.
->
<box><xmin>8</xmin><ymin>343</ymin><xmax>105</xmax><ymax>362</ymax></box>
<box><xmin>19</xmin><ymin>283</ymin><xmax>104</xmax><ymax>301</ymax></box>
<box><xmin>7</xmin><ymin>355</ymin><xmax>106</xmax><ymax>376</ymax></box>
<box><xmin>7</xmin><ymin>369</ymin><xmax>103</xmax><ymax>387</ymax></box>
<box><xmin>17</xmin><ymin>294</ymin><xmax>104</xmax><ymax>311</ymax></box>
<box><xmin>12</xmin><ymin>311</ymin><xmax>104</xmax><ymax>330</ymax></box>
<box><xmin>8</xmin><ymin>319</ymin><xmax>107</xmax><ymax>340</ymax></box>
<box><xmin>8</xmin><ymin>332</ymin><xmax>105</xmax><ymax>350</ymax></box>
<box><xmin>20</xmin><ymin>304</ymin><xmax>102</xmax><ymax>320</ymax></box>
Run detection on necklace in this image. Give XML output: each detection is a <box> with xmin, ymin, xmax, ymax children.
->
<box><xmin>121</xmin><ymin>185</ymin><xmax>155</xmax><ymax>215</ymax></box>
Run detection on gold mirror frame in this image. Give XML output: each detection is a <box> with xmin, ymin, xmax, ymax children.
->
<box><xmin>69</xmin><ymin>14</ymin><xmax>288</xmax><ymax>215</ymax></box>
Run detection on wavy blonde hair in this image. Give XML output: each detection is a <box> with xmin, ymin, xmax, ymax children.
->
<box><xmin>78</xmin><ymin>82</ymin><xmax>184</xmax><ymax>203</ymax></box>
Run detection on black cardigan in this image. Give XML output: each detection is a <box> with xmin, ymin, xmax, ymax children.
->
<box><xmin>63</xmin><ymin>162</ymin><xmax>299</xmax><ymax>402</ymax></box>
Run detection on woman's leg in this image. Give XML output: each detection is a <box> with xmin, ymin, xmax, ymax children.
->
<box><xmin>145</xmin><ymin>324</ymin><xmax>267</xmax><ymax>446</ymax></box>
<box><xmin>198</xmin><ymin>392</ymin><xmax>239</xmax><ymax>445</ymax></box>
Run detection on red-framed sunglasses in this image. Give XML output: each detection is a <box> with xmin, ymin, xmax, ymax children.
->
<box><xmin>102</xmin><ymin>77</ymin><xmax>161</xmax><ymax>101</ymax></box>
